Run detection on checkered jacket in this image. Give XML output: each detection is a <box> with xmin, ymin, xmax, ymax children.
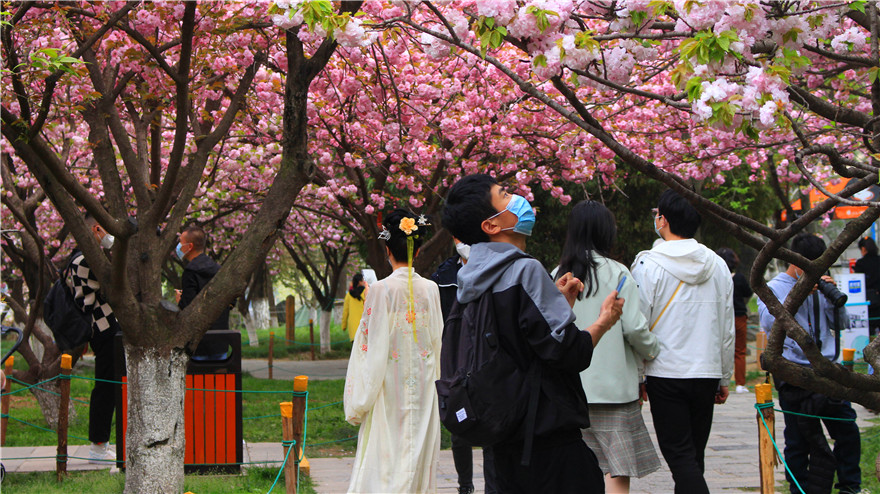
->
<box><xmin>64</xmin><ymin>251</ymin><xmax>118</xmax><ymax>333</ymax></box>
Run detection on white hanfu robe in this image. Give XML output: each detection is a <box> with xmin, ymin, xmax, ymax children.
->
<box><xmin>343</xmin><ymin>267</ymin><xmax>443</xmax><ymax>493</ymax></box>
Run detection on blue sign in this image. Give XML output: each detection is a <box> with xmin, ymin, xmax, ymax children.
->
<box><xmin>848</xmin><ymin>280</ymin><xmax>862</xmax><ymax>293</ymax></box>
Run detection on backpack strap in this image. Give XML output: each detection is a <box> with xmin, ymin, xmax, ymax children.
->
<box><xmin>650</xmin><ymin>280</ymin><xmax>683</xmax><ymax>331</ymax></box>
<box><xmin>519</xmin><ymin>362</ymin><xmax>542</xmax><ymax>466</ymax></box>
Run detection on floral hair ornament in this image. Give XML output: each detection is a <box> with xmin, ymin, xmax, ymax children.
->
<box><xmin>397</xmin><ymin>214</ymin><xmax>426</xmax><ymax>342</ymax></box>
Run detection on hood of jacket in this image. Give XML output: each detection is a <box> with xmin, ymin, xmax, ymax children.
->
<box><xmin>636</xmin><ymin>238</ymin><xmax>717</xmax><ymax>285</ymax></box>
<box><xmin>457</xmin><ymin>242</ymin><xmax>529</xmax><ymax>304</ymax></box>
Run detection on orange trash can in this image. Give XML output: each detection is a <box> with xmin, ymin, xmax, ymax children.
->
<box><xmin>114</xmin><ymin>331</ymin><xmax>243</xmax><ymax>472</ymax></box>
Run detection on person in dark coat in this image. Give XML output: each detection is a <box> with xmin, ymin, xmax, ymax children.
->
<box><xmin>431</xmin><ymin>239</ymin><xmax>489</xmax><ymax>494</ymax></box>
<box><xmin>176</xmin><ymin>225</ymin><xmax>230</xmax><ymax>359</ymax></box>
<box><xmin>854</xmin><ymin>236</ymin><xmax>879</xmax><ymax>337</ymax></box>
<box><xmin>716</xmin><ymin>247</ymin><xmax>753</xmax><ymax>394</ymax></box>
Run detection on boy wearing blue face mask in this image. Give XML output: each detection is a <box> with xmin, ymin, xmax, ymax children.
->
<box><xmin>442</xmin><ymin>174</ymin><xmax>624</xmax><ymax>493</ymax></box>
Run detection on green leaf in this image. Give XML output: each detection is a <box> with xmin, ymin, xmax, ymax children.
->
<box><xmin>631</xmin><ymin>10</ymin><xmax>648</xmax><ymax>27</ymax></box>
<box><xmin>534</xmin><ymin>54</ymin><xmax>547</xmax><ymax>67</ymax></box>
<box><xmin>869</xmin><ymin>66</ymin><xmax>880</xmax><ymax>84</ymax></box>
<box><xmin>849</xmin><ymin>0</ymin><xmax>867</xmax><ymax>14</ymax></box>
<box><xmin>685</xmin><ymin>76</ymin><xmax>703</xmax><ymax>101</ymax></box>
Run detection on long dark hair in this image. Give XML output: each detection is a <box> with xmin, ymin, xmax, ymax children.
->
<box><xmin>349</xmin><ymin>273</ymin><xmax>365</xmax><ymax>301</ymax></box>
<box><xmin>555</xmin><ymin>200</ymin><xmax>617</xmax><ymax>299</ymax></box>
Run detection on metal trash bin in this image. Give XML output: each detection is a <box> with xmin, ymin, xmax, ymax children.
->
<box><xmin>114</xmin><ymin>330</ymin><xmax>243</xmax><ymax>472</ymax></box>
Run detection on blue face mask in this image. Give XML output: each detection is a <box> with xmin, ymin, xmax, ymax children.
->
<box><xmin>488</xmin><ymin>194</ymin><xmax>536</xmax><ymax>236</ymax></box>
<box><xmin>176</xmin><ymin>243</ymin><xmax>186</xmax><ymax>259</ymax></box>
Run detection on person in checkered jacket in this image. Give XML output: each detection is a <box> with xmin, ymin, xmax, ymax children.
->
<box><xmin>66</xmin><ymin>213</ymin><xmax>121</xmax><ymax>464</ymax></box>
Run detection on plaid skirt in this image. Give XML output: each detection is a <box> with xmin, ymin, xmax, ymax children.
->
<box><xmin>581</xmin><ymin>400</ymin><xmax>661</xmax><ymax>478</ymax></box>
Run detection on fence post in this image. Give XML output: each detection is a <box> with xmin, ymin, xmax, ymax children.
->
<box><xmin>280</xmin><ymin>402</ymin><xmax>295</xmax><ymax>494</ymax></box>
<box><xmin>57</xmin><ymin>353</ymin><xmax>72</xmax><ymax>482</ymax></box>
<box><xmin>755</xmin><ymin>330</ymin><xmax>766</xmax><ymax>368</ymax></box>
<box><xmin>286</xmin><ymin>295</ymin><xmax>295</xmax><ymax>343</ymax></box>
<box><xmin>842</xmin><ymin>348</ymin><xmax>855</xmax><ymax>372</ymax></box>
<box><xmin>755</xmin><ymin>382</ymin><xmax>777</xmax><ymax>494</ymax></box>
<box><xmin>308</xmin><ymin>319</ymin><xmax>315</xmax><ymax>361</ymax></box>
<box><xmin>1</xmin><ymin>355</ymin><xmax>13</xmax><ymax>446</ymax></box>
<box><xmin>268</xmin><ymin>332</ymin><xmax>274</xmax><ymax>380</ymax></box>
<box><xmin>292</xmin><ymin>376</ymin><xmax>308</xmax><ymax>480</ymax></box>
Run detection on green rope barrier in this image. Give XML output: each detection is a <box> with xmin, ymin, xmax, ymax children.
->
<box><xmin>1</xmin><ymin>413</ymin><xmax>89</xmax><ymax>441</ymax></box>
<box><xmin>773</xmin><ymin>408</ymin><xmax>858</xmax><ymax>422</ymax></box>
<box><xmin>266</xmin><ymin>439</ymin><xmax>297</xmax><ymax>494</ymax></box>
<box><xmin>69</xmin><ymin>375</ymin><xmax>126</xmax><ymax>385</ymax></box>
<box><xmin>7</xmin><ymin>376</ymin><xmax>90</xmax><ymax>405</ymax></box>
<box><xmin>307</xmin><ymin>435</ymin><xmax>357</xmax><ymax>447</ymax></box>
<box><xmin>0</xmin><ymin>375</ymin><xmax>61</xmax><ymax>397</ymax></box>
<box><xmin>309</xmin><ymin>400</ymin><xmax>343</xmax><ymax>411</ymax></box>
<box><xmin>243</xmin><ymin>413</ymin><xmax>282</xmax><ymax>421</ymax></box>
<box><xmin>755</xmin><ymin>402</ymin><xmax>806</xmax><ymax>494</ymax></box>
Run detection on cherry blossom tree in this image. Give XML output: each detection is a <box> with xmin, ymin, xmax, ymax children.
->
<box><xmin>390</xmin><ymin>0</ymin><xmax>879</xmax><ymax>406</ymax></box>
<box><xmin>1</xmin><ymin>1</ymin><xmax>363</xmax><ymax>491</ymax></box>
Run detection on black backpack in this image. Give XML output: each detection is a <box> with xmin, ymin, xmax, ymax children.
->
<box><xmin>435</xmin><ymin>288</ymin><xmax>542</xmax><ymax>466</ymax></box>
<box><xmin>43</xmin><ymin>253</ymin><xmax>93</xmax><ymax>351</ymax></box>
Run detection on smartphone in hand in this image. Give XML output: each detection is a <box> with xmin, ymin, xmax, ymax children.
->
<box><xmin>615</xmin><ymin>276</ymin><xmax>626</xmax><ymax>298</ymax></box>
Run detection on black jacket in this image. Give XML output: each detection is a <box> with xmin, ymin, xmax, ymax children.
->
<box><xmin>456</xmin><ymin>242</ymin><xmax>594</xmax><ymax>440</ymax></box>
<box><xmin>732</xmin><ymin>272</ymin><xmax>753</xmax><ymax>317</ymax></box>
<box><xmin>430</xmin><ymin>254</ymin><xmax>462</xmax><ymax>322</ymax></box>
<box><xmin>180</xmin><ymin>253</ymin><xmax>230</xmax><ymax>356</ymax></box>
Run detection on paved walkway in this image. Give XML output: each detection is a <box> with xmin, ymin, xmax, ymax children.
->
<box><xmin>2</xmin><ymin>359</ymin><xmax>875</xmax><ymax>494</ymax></box>
<box><xmin>241</xmin><ymin>358</ymin><xmax>350</xmax><ymax>380</ymax></box>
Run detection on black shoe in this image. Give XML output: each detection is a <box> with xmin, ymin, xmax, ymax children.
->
<box><xmin>458</xmin><ymin>487</ymin><xmax>474</xmax><ymax>494</ymax></box>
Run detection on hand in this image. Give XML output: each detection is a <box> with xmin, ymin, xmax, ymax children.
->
<box><xmin>810</xmin><ymin>275</ymin><xmax>835</xmax><ymax>294</ymax></box>
<box><xmin>597</xmin><ymin>291</ymin><xmax>624</xmax><ymax>329</ymax></box>
<box><xmin>715</xmin><ymin>385</ymin><xmax>729</xmax><ymax>404</ymax></box>
<box><xmin>175</xmin><ymin>289</ymin><xmax>182</xmax><ymax>304</ymax></box>
<box><xmin>556</xmin><ymin>271</ymin><xmax>584</xmax><ymax>308</ymax></box>
<box><xmin>638</xmin><ymin>382</ymin><xmax>648</xmax><ymax>405</ymax></box>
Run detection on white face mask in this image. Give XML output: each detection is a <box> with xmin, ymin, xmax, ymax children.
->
<box><xmin>100</xmin><ymin>233</ymin><xmax>115</xmax><ymax>250</ymax></box>
<box><xmin>455</xmin><ymin>242</ymin><xmax>471</xmax><ymax>261</ymax></box>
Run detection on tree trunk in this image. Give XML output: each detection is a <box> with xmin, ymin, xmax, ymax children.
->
<box><xmin>242</xmin><ymin>309</ymin><xmax>260</xmax><ymax>348</ymax></box>
<box><xmin>319</xmin><ymin>308</ymin><xmax>331</xmax><ymax>354</ymax></box>
<box><xmin>251</xmin><ymin>297</ymin><xmax>271</xmax><ymax>331</ymax></box>
<box><xmin>32</xmin><ymin>383</ymin><xmax>76</xmax><ymax>429</ymax></box>
<box><xmin>123</xmin><ymin>344</ymin><xmax>188</xmax><ymax>494</ymax></box>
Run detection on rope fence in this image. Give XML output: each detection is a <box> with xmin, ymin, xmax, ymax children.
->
<box><xmin>10</xmin><ymin>348</ymin><xmax>873</xmax><ymax>491</ymax></box>
<box><xmin>0</xmin><ymin>367</ymin><xmax>328</xmax><ymax>493</ymax></box>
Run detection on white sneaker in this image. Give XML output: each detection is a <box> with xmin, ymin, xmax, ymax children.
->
<box><xmin>735</xmin><ymin>385</ymin><xmax>749</xmax><ymax>394</ymax></box>
<box><xmin>88</xmin><ymin>442</ymin><xmax>115</xmax><ymax>464</ymax></box>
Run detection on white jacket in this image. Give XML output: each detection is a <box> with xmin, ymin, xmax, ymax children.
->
<box><xmin>631</xmin><ymin>239</ymin><xmax>735</xmax><ymax>382</ymax></box>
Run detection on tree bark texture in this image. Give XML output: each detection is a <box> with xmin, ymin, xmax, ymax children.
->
<box><xmin>319</xmin><ymin>308</ymin><xmax>331</xmax><ymax>354</ymax></box>
<box><xmin>123</xmin><ymin>345</ymin><xmax>188</xmax><ymax>494</ymax></box>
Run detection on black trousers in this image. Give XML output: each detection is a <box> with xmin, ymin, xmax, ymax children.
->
<box><xmin>451</xmin><ymin>434</ymin><xmax>474</xmax><ymax>489</ymax></box>
<box><xmin>646</xmin><ymin>377</ymin><xmax>718</xmax><ymax>494</ymax></box>
<box><xmin>88</xmin><ymin>328</ymin><xmax>117</xmax><ymax>443</ymax></box>
<box><xmin>488</xmin><ymin>431</ymin><xmax>603</xmax><ymax>493</ymax></box>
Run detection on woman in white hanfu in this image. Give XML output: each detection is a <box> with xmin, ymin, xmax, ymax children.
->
<box><xmin>344</xmin><ymin>209</ymin><xmax>444</xmax><ymax>493</ymax></box>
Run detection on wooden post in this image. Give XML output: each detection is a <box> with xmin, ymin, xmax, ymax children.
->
<box><xmin>756</xmin><ymin>330</ymin><xmax>766</xmax><ymax>368</ymax></box>
<box><xmin>755</xmin><ymin>382</ymin><xmax>777</xmax><ymax>494</ymax></box>
<box><xmin>57</xmin><ymin>354</ymin><xmax>72</xmax><ymax>481</ymax></box>
<box><xmin>292</xmin><ymin>376</ymin><xmax>309</xmax><ymax>479</ymax></box>
<box><xmin>308</xmin><ymin>319</ymin><xmax>315</xmax><ymax>361</ymax></box>
<box><xmin>2</xmin><ymin>355</ymin><xmax>13</xmax><ymax>446</ymax></box>
<box><xmin>268</xmin><ymin>332</ymin><xmax>274</xmax><ymax>380</ymax></box>
<box><xmin>286</xmin><ymin>295</ymin><xmax>295</xmax><ymax>342</ymax></box>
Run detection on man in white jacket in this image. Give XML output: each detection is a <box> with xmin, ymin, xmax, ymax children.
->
<box><xmin>631</xmin><ymin>189</ymin><xmax>735</xmax><ymax>494</ymax></box>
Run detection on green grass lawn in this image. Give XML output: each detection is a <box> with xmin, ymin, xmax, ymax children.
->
<box><xmin>0</xmin><ymin>467</ymin><xmax>315</xmax><ymax>494</ymax></box>
<box><xmin>240</xmin><ymin>325</ymin><xmax>352</xmax><ymax>360</ymax></box>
